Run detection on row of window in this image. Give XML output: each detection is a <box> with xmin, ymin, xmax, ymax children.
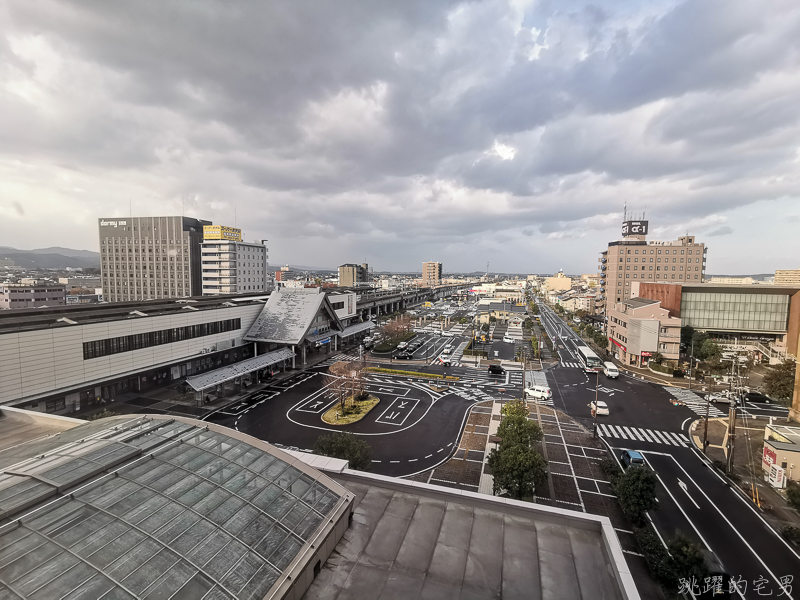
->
<box><xmin>624</xmin><ymin>248</ymin><xmax>701</xmax><ymax>255</ymax></box>
<box><xmin>621</xmin><ymin>265</ymin><xmax>701</xmax><ymax>271</ymax></box>
<box><xmin>83</xmin><ymin>319</ymin><xmax>241</xmax><ymax>360</ymax></box>
<box><xmin>622</xmin><ymin>274</ymin><xmax>701</xmax><ymax>279</ymax></box>
<box><xmin>622</xmin><ymin>257</ymin><xmax>701</xmax><ymax>263</ymax></box>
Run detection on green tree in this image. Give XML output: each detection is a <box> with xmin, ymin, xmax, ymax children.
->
<box><xmin>764</xmin><ymin>359</ymin><xmax>796</xmax><ymax>403</ymax></box>
<box><xmin>786</xmin><ymin>484</ymin><xmax>800</xmax><ymax>511</ymax></box>
<box><xmin>501</xmin><ymin>399</ymin><xmax>530</xmax><ymax>420</ymax></box>
<box><xmin>694</xmin><ymin>338</ymin><xmax>721</xmax><ymax>361</ymax></box>
<box><xmin>481</xmin><ymin>323</ymin><xmax>490</xmax><ymax>332</ymax></box>
<box><xmin>523</xmin><ymin>317</ymin><xmax>533</xmax><ymax>330</ymax></box>
<box><xmin>680</xmin><ymin>325</ymin><xmax>695</xmax><ymax>352</ymax></box>
<box><xmin>614</xmin><ymin>466</ymin><xmax>658</xmax><ymax>526</ymax></box>
<box><xmin>489</xmin><ymin>315</ymin><xmax>497</xmax><ymax>323</ymax></box>
<box><xmin>313</xmin><ymin>432</ymin><xmax>372</xmax><ymax>471</ymax></box>
<box><xmin>530</xmin><ymin>303</ymin><xmax>539</xmax><ymax>315</ymax></box>
<box><xmin>662</xmin><ymin>533</ymin><xmax>709</xmax><ymax>590</ymax></box>
<box><xmin>496</xmin><ymin>414</ymin><xmax>543</xmax><ymax>448</ymax></box>
<box><xmin>459</xmin><ymin>317</ymin><xmax>469</xmax><ymax>324</ymax></box>
<box><xmin>487</xmin><ymin>444</ymin><xmax>547</xmax><ymax>499</ymax></box>
<box><xmin>651</xmin><ymin>352</ymin><xmax>664</xmax><ymax>365</ymax></box>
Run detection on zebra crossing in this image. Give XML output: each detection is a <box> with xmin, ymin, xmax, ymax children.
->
<box><xmin>597</xmin><ymin>424</ymin><xmax>690</xmax><ymax>447</ymax></box>
<box><xmin>314</xmin><ymin>353</ymin><xmax>360</xmax><ymax>368</ymax></box>
<box><xmin>561</xmin><ymin>361</ymin><xmax>581</xmax><ymax>369</ymax></box>
<box><xmin>665</xmin><ymin>388</ymin><xmax>725</xmax><ymax>417</ymax></box>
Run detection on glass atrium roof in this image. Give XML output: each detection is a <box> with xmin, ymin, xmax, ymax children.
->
<box><xmin>0</xmin><ymin>417</ymin><xmax>345</xmax><ymax>599</ymax></box>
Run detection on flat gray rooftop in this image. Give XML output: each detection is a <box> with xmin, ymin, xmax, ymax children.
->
<box><xmin>304</xmin><ymin>471</ymin><xmax>629</xmax><ymax>600</ymax></box>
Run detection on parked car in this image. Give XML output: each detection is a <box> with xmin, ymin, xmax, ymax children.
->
<box><xmin>502</xmin><ymin>336</ymin><xmax>515</xmax><ymax>343</ymax></box>
<box><xmin>396</xmin><ymin>352</ymin><xmax>413</xmax><ymax>360</ymax></box>
<box><xmin>590</xmin><ymin>400</ymin><xmax>609</xmax><ymax>416</ymax></box>
<box><xmin>524</xmin><ymin>385</ymin><xmax>552</xmax><ymax>400</ymax></box>
<box><xmin>620</xmin><ymin>450</ymin><xmax>645</xmax><ymax>469</ymax></box>
<box><xmin>397</xmin><ymin>341</ymin><xmax>409</xmax><ymax>350</ymax></box>
<box><xmin>487</xmin><ymin>365</ymin><xmax>505</xmax><ymax>375</ymax></box>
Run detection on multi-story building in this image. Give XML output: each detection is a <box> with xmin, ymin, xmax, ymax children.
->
<box><xmin>338</xmin><ymin>263</ymin><xmax>369</xmax><ymax>287</ymax></box>
<box><xmin>422</xmin><ymin>261</ymin><xmax>442</xmax><ymax>287</ymax></box>
<box><xmin>633</xmin><ymin>281</ymin><xmax>800</xmax><ymax>364</ymax></box>
<box><xmin>607</xmin><ymin>297</ymin><xmax>681</xmax><ymax>367</ymax></box>
<box><xmin>200</xmin><ymin>225</ymin><xmax>270</xmax><ymax>295</ymax></box>
<box><xmin>0</xmin><ymin>283</ymin><xmax>66</xmax><ymax>309</ymax></box>
<box><xmin>597</xmin><ymin>219</ymin><xmax>706</xmax><ymax>315</ymax></box>
<box><xmin>707</xmin><ymin>276</ymin><xmax>757</xmax><ymax>285</ymax></box>
<box><xmin>775</xmin><ymin>268</ymin><xmax>800</xmax><ymax>286</ymax></box>
<box><xmin>58</xmin><ymin>276</ymin><xmax>102</xmax><ymax>291</ymax></box>
<box><xmin>99</xmin><ymin>216</ymin><xmax>210</xmax><ymax>302</ymax></box>
<box><xmin>545</xmin><ymin>271</ymin><xmax>572</xmax><ymax>293</ymax></box>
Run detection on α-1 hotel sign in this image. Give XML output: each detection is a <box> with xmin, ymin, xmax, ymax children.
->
<box><xmin>622</xmin><ymin>220</ymin><xmax>648</xmax><ymax>236</ymax></box>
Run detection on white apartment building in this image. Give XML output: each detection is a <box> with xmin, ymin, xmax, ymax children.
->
<box><xmin>201</xmin><ymin>238</ymin><xmax>270</xmax><ymax>295</ymax></box>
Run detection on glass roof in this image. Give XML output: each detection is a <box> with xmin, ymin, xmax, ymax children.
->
<box><xmin>0</xmin><ymin>418</ymin><xmax>343</xmax><ymax>599</ymax></box>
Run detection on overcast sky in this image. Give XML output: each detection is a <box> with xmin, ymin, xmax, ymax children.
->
<box><xmin>1</xmin><ymin>1</ymin><xmax>798</xmax><ymax>274</ymax></box>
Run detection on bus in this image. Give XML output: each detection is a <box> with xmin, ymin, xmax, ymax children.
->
<box><xmin>576</xmin><ymin>345</ymin><xmax>604</xmax><ymax>373</ymax></box>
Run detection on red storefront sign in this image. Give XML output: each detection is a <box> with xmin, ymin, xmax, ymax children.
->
<box><xmin>609</xmin><ymin>337</ymin><xmax>627</xmax><ymax>353</ymax></box>
<box><xmin>763</xmin><ymin>446</ymin><xmax>777</xmax><ymax>467</ymax></box>
<box><xmin>641</xmin><ymin>351</ymin><xmax>652</xmax><ymax>357</ymax></box>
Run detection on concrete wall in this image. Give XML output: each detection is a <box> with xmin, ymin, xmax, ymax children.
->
<box><xmin>628</xmin><ymin>319</ymin><xmax>659</xmax><ymax>357</ymax></box>
<box><xmin>0</xmin><ymin>304</ymin><xmax>264</xmax><ymax>405</ymax></box>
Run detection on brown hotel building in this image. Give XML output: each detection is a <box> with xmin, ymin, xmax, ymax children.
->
<box><xmin>597</xmin><ymin>229</ymin><xmax>706</xmax><ymax>315</ymax></box>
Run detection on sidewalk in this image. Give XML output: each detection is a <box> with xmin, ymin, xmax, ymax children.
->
<box><xmin>689</xmin><ymin>415</ymin><xmax>800</xmax><ymax>535</ymax></box>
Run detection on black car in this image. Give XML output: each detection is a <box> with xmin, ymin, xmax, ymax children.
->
<box><xmin>744</xmin><ymin>392</ymin><xmax>772</xmax><ymax>404</ymax></box>
<box><xmin>396</xmin><ymin>352</ymin><xmax>414</xmax><ymax>360</ymax></box>
<box><xmin>487</xmin><ymin>365</ymin><xmax>505</xmax><ymax>375</ymax></box>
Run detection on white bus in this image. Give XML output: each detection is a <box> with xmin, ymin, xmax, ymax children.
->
<box><xmin>576</xmin><ymin>345</ymin><xmax>604</xmax><ymax>372</ymax></box>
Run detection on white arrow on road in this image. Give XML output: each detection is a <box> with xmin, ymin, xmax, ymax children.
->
<box><xmin>378</xmin><ymin>387</ymin><xmax>394</xmax><ymax>392</ymax></box>
<box><xmin>678</xmin><ymin>479</ymin><xmax>700</xmax><ymax>508</ymax></box>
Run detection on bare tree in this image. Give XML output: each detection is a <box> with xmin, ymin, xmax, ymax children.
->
<box><xmin>328</xmin><ymin>361</ymin><xmax>367</xmax><ymax>412</ymax></box>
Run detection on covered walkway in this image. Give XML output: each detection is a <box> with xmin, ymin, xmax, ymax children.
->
<box><xmin>185</xmin><ymin>347</ymin><xmax>294</xmax><ymax>403</ymax></box>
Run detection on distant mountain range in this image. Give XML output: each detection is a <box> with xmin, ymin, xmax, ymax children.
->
<box><xmin>0</xmin><ymin>246</ymin><xmax>100</xmax><ymax>269</ymax></box>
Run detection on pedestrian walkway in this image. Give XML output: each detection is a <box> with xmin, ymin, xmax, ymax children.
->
<box><xmin>597</xmin><ymin>424</ymin><xmax>690</xmax><ymax>447</ymax></box>
<box><xmin>665</xmin><ymin>388</ymin><xmax>725</xmax><ymax>417</ymax></box>
<box><xmin>561</xmin><ymin>361</ymin><xmax>581</xmax><ymax>369</ymax></box>
<box><xmin>314</xmin><ymin>352</ymin><xmax>360</xmax><ymax>368</ymax></box>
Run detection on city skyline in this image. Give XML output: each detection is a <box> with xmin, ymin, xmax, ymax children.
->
<box><xmin>1</xmin><ymin>1</ymin><xmax>799</xmax><ymax>274</ymax></box>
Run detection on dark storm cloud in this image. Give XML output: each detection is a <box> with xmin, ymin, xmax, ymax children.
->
<box><xmin>1</xmin><ymin>0</ymin><xmax>798</xmax><ymax>272</ymax></box>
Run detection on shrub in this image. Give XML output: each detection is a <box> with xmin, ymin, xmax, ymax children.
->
<box><xmin>782</xmin><ymin>525</ymin><xmax>800</xmax><ymax>545</ymax></box>
<box><xmin>86</xmin><ymin>409</ymin><xmax>120</xmax><ymax>421</ymax></box>
<box><xmin>313</xmin><ymin>432</ymin><xmax>372</xmax><ymax>471</ymax></box>
<box><xmin>787</xmin><ymin>484</ymin><xmax>800</xmax><ymax>511</ymax></box>
<box><xmin>614</xmin><ymin>467</ymin><xmax>658</xmax><ymax>527</ymax></box>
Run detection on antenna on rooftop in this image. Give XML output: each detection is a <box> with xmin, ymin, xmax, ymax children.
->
<box><xmin>623</xmin><ymin>200</ymin><xmax>627</xmax><ymax>222</ymax></box>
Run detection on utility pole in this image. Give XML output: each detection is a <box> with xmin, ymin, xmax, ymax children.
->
<box><xmin>688</xmin><ymin>339</ymin><xmax>694</xmax><ymax>391</ymax></box>
<box><xmin>703</xmin><ymin>394</ymin><xmax>710</xmax><ymax>454</ymax></box>
<box><xmin>593</xmin><ymin>373</ymin><xmax>599</xmax><ymax>439</ymax></box>
<box><xmin>727</xmin><ymin>404</ymin><xmax>736</xmax><ymax>475</ymax></box>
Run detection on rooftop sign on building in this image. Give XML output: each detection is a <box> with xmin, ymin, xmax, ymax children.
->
<box><xmin>621</xmin><ymin>220</ymin><xmax>648</xmax><ymax>236</ymax></box>
<box><xmin>203</xmin><ymin>224</ymin><xmax>242</xmax><ymax>241</ymax></box>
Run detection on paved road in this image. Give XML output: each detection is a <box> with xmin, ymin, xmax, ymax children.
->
<box><xmin>533</xmin><ymin>298</ymin><xmax>799</xmax><ymax>596</ymax></box>
<box><xmin>205</xmin><ymin>361</ymin><xmax>524</xmax><ymax>478</ymax></box>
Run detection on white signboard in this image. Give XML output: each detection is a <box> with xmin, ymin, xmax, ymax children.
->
<box><xmin>768</xmin><ymin>464</ymin><xmax>786</xmax><ymax>489</ymax></box>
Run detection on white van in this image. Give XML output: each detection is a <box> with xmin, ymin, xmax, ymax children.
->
<box><xmin>525</xmin><ymin>385</ymin><xmax>552</xmax><ymax>400</ymax></box>
<box><xmin>502</xmin><ymin>336</ymin><xmax>515</xmax><ymax>343</ymax></box>
<box><xmin>603</xmin><ymin>362</ymin><xmax>619</xmax><ymax>378</ymax></box>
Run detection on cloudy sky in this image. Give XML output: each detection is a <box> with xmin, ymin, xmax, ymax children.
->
<box><xmin>1</xmin><ymin>0</ymin><xmax>799</xmax><ymax>274</ymax></box>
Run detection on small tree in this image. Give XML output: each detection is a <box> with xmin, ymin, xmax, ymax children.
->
<box><xmin>313</xmin><ymin>432</ymin><xmax>372</xmax><ymax>470</ymax></box>
<box><xmin>496</xmin><ymin>414</ymin><xmax>543</xmax><ymax>447</ymax></box>
<box><xmin>501</xmin><ymin>399</ymin><xmax>530</xmax><ymax>420</ymax></box>
<box><xmin>487</xmin><ymin>444</ymin><xmax>547</xmax><ymax>499</ymax></box>
<box><xmin>481</xmin><ymin>323</ymin><xmax>490</xmax><ymax>333</ymax></box>
<box><xmin>614</xmin><ymin>467</ymin><xmax>658</xmax><ymax>526</ymax></box>
<box><xmin>489</xmin><ymin>315</ymin><xmax>497</xmax><ymax>324</ymax></box>
<box><xmin>764</xmin><ymin>359</ymin><xmax>796</xmax><ymax>403</ymax></box>
<box><xmin>651</xmin><ymin>352</ymin><xmax>664</xmax><ymax>365</ymax></box>
<box><xmin>662</xmin><ymin>533</ymin><xmax>709</xmax><ymax>590</ymax></box>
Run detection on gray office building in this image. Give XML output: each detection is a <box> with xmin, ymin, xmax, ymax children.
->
<box><xmin>338</xmin><ymin>263</ymin><xmax>369</xmax><ymax>287</ymax></box>
<box><xmin>99</xmin><ymin>216</ymin><xmax>211</xmax><ymax>302</ymax></box>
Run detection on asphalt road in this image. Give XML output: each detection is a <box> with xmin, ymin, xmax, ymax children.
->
<box><xmin>205</xmin><ymin>362</ymin><xmax>524</xmax><ymax>478</ymax></box>
<box><xmin>533</xmin><ymin>298</ymin><xmax>799</xmax><ymax>596</ymax></box>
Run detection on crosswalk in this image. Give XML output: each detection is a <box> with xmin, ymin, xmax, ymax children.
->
<box><xmin>597</xmin><ymin>424</ymin><xmax>690</xmax><ymax>447</ymax></box>
<box><xmin>665</xmin><ymin>388</ymin><xmax>725</xmax><ymax>417</ymax></box>
<box><xmin>315</xmin><ymin>353</ymin><xmax>360</xmax><ymax>368</ymax></box>
<box><xmin>561</xmin><ymin>361</ymin><xmax>581</xmax><ymax>369</ymax></box>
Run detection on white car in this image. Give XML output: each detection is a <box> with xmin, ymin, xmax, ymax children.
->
<box><xmin>708</xmin><ymin>391</ymin><xmax>736</xmax><ymax>405</ymax></box>
<box><xmin>525</xmin><ymin>386</ymin><xmax>552</xmax><ymax>400</ymax></box>
<box><xmin>590</xmin><ymin>400</ymin><xmax>609</xmax><ymax>416</ymax></box>
<box><xmin>397</xmin><ymin>341</ymin><xmax>409</xmax><ymax>350</ymax></box>
<box><xmin>502</xmin><ymin>336</ymin><xmax>515</xmax><ymax>343</ymax></box>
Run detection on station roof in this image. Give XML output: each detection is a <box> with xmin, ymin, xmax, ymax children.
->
<box><xmin>0</xmin><ymin>293</ymin><xmax>270</xmax><ymax>335</ymax></box>
<box><xmin>337</xmin><ymin>320</ymin><xmax>374</xmax><ymax>338</ymax></box>
<box><xmin>185</xmin><ymin>347</ymin><xmax>295</xmax><ymax>392</ymax></box>
<box><xmin>303</xmin><ymin>469</ymin><xmax>633</xmax><ymax>600</ymax></box>
<box><xmin>244</xmin><ymin>289</ymin><xmax>343</xmax><ymax>346</ymax></box>
<box><xmin>0</xmin><ymin>414</ymin><xmax>351</xmax><ymax>600</ymax></box>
